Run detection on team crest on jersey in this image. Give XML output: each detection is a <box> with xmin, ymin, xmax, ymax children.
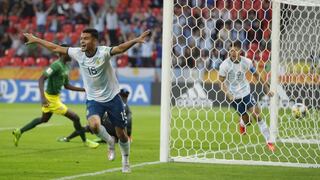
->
<box><xmin>96</xmin><ymin>59</ymin><xmax>102</xmax><ymax>66</ymax></box>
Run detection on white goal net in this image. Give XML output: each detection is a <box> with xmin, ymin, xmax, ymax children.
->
<box><xmin>160</xmin><ymin>0</ymin><xmax>320</xmax><ymax>168</ymax></box>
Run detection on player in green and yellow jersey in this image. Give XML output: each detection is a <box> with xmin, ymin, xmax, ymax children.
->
<box><xmin>12</xmin><ymin>45</ymin><xmax>99</xmax><ymax>148</ymax></box>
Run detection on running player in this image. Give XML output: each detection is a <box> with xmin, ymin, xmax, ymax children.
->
<box><xmin>218</xmin><ymin>41</ymin><xmax>275</xmax><ymax>152</ymax></box>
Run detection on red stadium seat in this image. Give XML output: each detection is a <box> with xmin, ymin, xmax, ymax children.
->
<box><xmin>44</xmin><ymin>32</ymin><xmax>55</xmax><ymax>42</ymax></box>
<box><xmin>57</xmin><ymin>16</ymin><xmax>66</xmax><ymax>22</ymax></box>
<box><xmin>23</xmin><ymin>57</ymin><xmax>36</xmax><ymax>66</ymax></box>
<box><xmin>117</xmin><ymin>55</ymin><xmax>128</xmax><ymax>67</ymax></box>
<box><xmin>56</xmin><ymin>32</ymin><xmax>65</xmax><ymax>42</ymax></box>
<box><xmin>95</xmin><ymin>0</ymin><xmax>105</xmax><ymax>6</ymax></box>
<box><xmin>249</xmin><ymin>42</ymin><xmax>259</xmax><ymax>52</ymax></box>
<box><xmin>36</xmin><ymin>57</ymin><xmax>49</xmax><ymax>67</ymax></box>
<box><xmin>0</xmin><ymin>57</ymin><xmax>10</xmax><ymax>67</ymax></box>
<box><xmin>10</xmin><ymin>57</ymin><xmax>23</xmax><ymax>66</ymax></box>
<box><xmin>9</xmin><ymin>16</ymin><xmax>19</xmax><ymax>23</ymax></box>
<box><xmin>75</xmin><ymin>24</ymin><xmax>86</xmax><ymax>34</ymax></box>
<box><xmin>63</xmin><ymin>24</ymin><xmax>73</xmax><ymax>34</ymax></box>
<box><xmin>261</xmin><ymin>50</ymin><xmax>270</xmax><ymax>62</ymax></box>
<box><xmin>70</xmin><ymin>32</ymin><xmax>79</xmax><ymax>45</ymax></box>
<box><xmin>19</xmin><ymin>19</ymin><xmax>30</xmax><ymax>29</ymax></box>
<box><xmin>5</xmin><ymin>48</ymin><xmax>16</xmax><ymax>58</ymax></box>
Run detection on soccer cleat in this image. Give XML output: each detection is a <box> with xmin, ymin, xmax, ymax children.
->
<box><xmin>12</xmin><ymin>129</ymin><xmax>21</xmax><ymax>147</ymax></box>
<box><xmin>267</xmin><ymin>142</ymin><xmax>276</xmax><ymax>152</ymax></box>
<box><xmin>239</xmin><ymin>123</ymin><xmax>246</xmax><ymax>135</ymax></box>
<box><xmin>122</xmin><ymin>163</ymin><xmax>131</xmax><ymax>173</ymax></box>
<box><xmin>107</xmin><ymin>136</ymin><xmax>116</xmax><ymax>161</ymax></box>
<box><xmin>84</xmin><ymin>139</ymin><xmax>100</xmax><ymax>149</ymax></box>
<box><xmin>57</xmin><ymin>137</ymin><xmax>70</xmax><ymax>142</ymax></box>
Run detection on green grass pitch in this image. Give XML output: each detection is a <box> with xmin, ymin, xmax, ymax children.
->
<box><xmin>0</xmin><ymin>103</ymin><xmax>319</xmax><ymax>180</ymax></box>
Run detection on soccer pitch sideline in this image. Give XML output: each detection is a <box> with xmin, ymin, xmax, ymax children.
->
<box><xmin>0</xmin><ymin>103</ymin><xmax>319</xmax><ymax>180</ymax></box>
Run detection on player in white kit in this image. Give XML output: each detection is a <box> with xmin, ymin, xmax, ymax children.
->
<box><xmin>23</xmin><ymin>29</ymin><xmax>150</xmax><ymax>173</ymax></box>
<box><xmin>218</xmin><ymin>41</ymin><xmax>275</xmax><ymax>152</ymax></box>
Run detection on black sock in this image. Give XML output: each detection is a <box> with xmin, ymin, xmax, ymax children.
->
<box><xmin>20</xmin><ymin>118</ymin><xmax>42</xmax><ymax>133</ymax></box>
<box><xmin>72</xmin><ymin>120</ymin><xmax>86</xmax><ymax>142</ymax></box>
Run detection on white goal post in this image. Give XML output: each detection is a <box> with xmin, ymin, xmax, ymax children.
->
<box><xmin>161</xmin><ymin>0</ymin><xmax>320</xmax><ymax>168</ymax></box>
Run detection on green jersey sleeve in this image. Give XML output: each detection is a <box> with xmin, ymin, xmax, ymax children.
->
<box><xmin>64</xmin><ymin>76</ymin><xmax>69</xmax><ymax>85</ymax></box>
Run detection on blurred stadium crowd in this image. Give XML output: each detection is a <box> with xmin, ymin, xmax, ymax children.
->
<box><xmin>0</xmin><ymin>0</ymin><xmax>163</xmax><ymax>68</ymax></box>
<box><xmin>0</xmin><ymin>0</ymin><xmax>271</xmax><ymax>69</ymax></box>
<box><xmin>172</xmin><ymin>0</ymin><xmax>272</xmax><ymax>70</ymax></box>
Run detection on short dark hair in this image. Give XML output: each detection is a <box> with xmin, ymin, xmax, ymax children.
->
<box><xmin>82</xmin><ymin>28</ymin><xmax>99</xmax><ymax>40</ymax></box>
<box><xmin>231</xmin><ymin>41</ymin><xmax>242</xmax><ymax>49</ymax></box>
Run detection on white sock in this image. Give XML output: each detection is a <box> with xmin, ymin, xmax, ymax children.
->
<box><xmin>240</xmin><ymin>118</ymin><xmax>246</xmax><ymax>127</ymax></box>
<box><xmin>257</xmin><ymin>119</ymin><xmax>270</xmax><ymax>142</ymax></box>
<box><xmin>97</xmin><ymin>125</ymin><xmax>114</xmax><ymax>147</ymax></box>
<box><xmin>119</xmin><ymin>140</ymin><xmax>130</xmax><ymax>165</ymax></box>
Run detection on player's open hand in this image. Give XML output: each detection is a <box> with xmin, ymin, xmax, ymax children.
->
<box><xmin>42</xmin><ymin>98</ymin><xmax>50</xmax><ymax>107</ymax></box>
<box><xmin>23</xmin><ymin>33</ymin><xmax>37</xmax><ymax>45</ymax></box>
<box><xmin>136</xmin><ymin>30</ymin><xmax>151</xmax><ymax>43</ymax></box>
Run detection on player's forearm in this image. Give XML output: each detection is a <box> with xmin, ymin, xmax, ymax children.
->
<box><xmin>33</xmin><ymin>37</ymin><xmax>67</xmax><ymax>54</ymax></box>
<box><xmin>38</xmin><ymin>76</ymin><xmax>46</xmax><ymax>100</ymax></box>
<box><xmin>65</xmin><ymin>84</ymin><xmax>85</xmax><ymax>92</ymax></box>
<box><xmin>113</xmin><ymin>39</ymin><xmax>139</xmax><ymax>55</ymax></box>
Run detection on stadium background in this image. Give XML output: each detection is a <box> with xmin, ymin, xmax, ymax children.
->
<box><xmin>0</xmin><ymin>0</ymin><xmax>318</xmax><ymax>106</ymax></box>
<box><xmin>0</xmin><ymin>0</ymin><xmax>319</xmax><ymax>179</ymax></box>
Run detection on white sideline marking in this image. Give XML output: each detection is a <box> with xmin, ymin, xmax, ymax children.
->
<box><xmin>0</xmin><ymin>123</ymin><xmax>62</xmax><ymax>132</ymax></box>
<box><xmin>53</xmin><ymin>161</ymin><xmax>162</xmax><ymax>180</ymax></box>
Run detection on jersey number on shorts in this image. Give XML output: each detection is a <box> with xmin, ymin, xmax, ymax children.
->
<box><xmin>88</xmin><ymin>67</ymin><xmax>98</xmax><ymax>75</ymax></box>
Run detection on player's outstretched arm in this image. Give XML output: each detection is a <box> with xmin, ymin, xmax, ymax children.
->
<box><xmin>64</xmin><ymin>84</ymin><xmax>85</xmax><ymax>92</ymax></box>
<box><xmin>23</xmin><ymin>33</ymin><xmax>68</xmax><ymax>54</ymax></box>
<box><xmin>252</xmin><ymin>72</ymin><xmax>274</xmax><ymax>97</ymax></box>
<box><xmin>218</xmin><ymin>76</ymin><xmax>234</xmax><ymax>101</ymax></box>
<box><xmin>38</xmin><ymin>74</ymin><xmax>49</xmax><ymax>107</ymax></box>
<box><xmin>111</xmin><ymin>30</ymin><xmax>151</xmax><ymax>56</ymax></box>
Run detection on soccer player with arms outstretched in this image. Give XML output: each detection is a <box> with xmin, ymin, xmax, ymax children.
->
<box><xmin>12</xmin><ymin>44</ymin><xmax>99</xmax><ymax>149</ymax></box>
<box><xmin>218</xmin><ymin>41</ymin><xmax>275</xmax><ymax>152</ymax></box>
<box><xmin>23</xmin><ymin>29</ymin><xmax>150</xmax><ymax>173</ymax></box>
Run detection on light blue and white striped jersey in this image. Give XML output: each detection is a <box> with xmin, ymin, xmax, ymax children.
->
<box><xmin>218</xmin><ymin>56</ymin><xmax>256</xmax><ymax>99</ymax></box>
<box><xmin>68</xmin><ymin>46</ymin><xmax>120</xmax><ymax>102</ymax></box>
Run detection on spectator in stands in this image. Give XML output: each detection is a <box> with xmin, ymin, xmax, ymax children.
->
<box><xmin>72</xmin><ymin>0</ymin><xmax>84</xmax><ymax>16</ymax></box>
<box><xmin>56</xmin><ymin>0</ymin><xmax>71</xmax><ymax>17</ymax></box>
<box><xmin>49</xmin><ymin>15</ymin><xmax>59</xmax><ymax>33</ymax></box>
<box><xmin>21</xmin><ymin>0</ymin><xmax>35</xmax><ymax>18</ymax></box>
<box><xmin>106</xmin><ymin>7</ymin><xmax>119</xmax><ymax>46</ymax></box>
<box><xmin>119</xmin><ymin>19</ymin><xmax>131</xmax><ymax>37</ymax></box>
<box><xmin>9</xmin><ymin>3</ymin><xmax>23</xmax><ymax>17</ymax></box>
<box><xmin>89</xmin><ymin>5</ymin><xmax>106</xmax><ymax>37</ymax></box>
<box><xmin>127</xmin><ymin>33</ymin><xmax>139</xmax><ymax>67</ymax></box>
<box><xmin>196</xmin><ymin>49</ymin><xmax>210</xmax><ymax>72</ymax></box>
<box><xmin>33</xmin><ymin>2</ymin><xmax>54</xmax><ymax>33</ymax></box>
<box><xmin>0</xmin><ymin>34</ymin><xmax>12</xmax><ymax>53</ymax></box>
<box><xmin>210</xmin><ymin>49</ymin><xmax>223</xmax><ymax>70</ymax></box>
<box><xmin>141</xmin><ymin>33</ymin><xmax>155</xmax><ymax>67</ymax></box>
